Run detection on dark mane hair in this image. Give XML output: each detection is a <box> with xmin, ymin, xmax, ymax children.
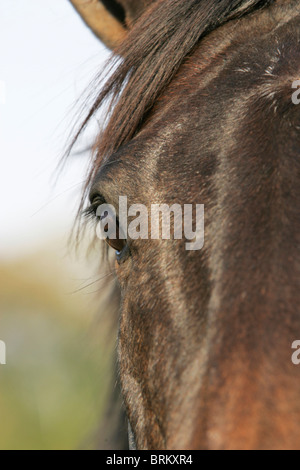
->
<box><xmin>71</xmin><ymin>0</ymin><xmax>275</xmax><ymax>202</ymax></box>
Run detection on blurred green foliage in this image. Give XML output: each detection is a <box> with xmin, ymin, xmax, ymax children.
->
<box><xmin>0</xmin><ymin>248</ymin><xmax>116</xmax><ymax>450</ymax></box>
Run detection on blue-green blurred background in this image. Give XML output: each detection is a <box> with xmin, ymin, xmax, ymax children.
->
<box><xmin>0</xmin><ymin>0</ymin><xmax>118</xmax><ymax>449</ymax></box>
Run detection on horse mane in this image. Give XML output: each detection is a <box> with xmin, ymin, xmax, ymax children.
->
<box><xmin>71</xmin><ymin>0</ymin><xmax>275</xmax><ymax>202</ymax></box>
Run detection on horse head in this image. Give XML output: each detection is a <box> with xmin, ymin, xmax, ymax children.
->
<box><xmin>70</xmin><ymin>0</ymin><xmax>300</xmax><ymax>450</ymax></box>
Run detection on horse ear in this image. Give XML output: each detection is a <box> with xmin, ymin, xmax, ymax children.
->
<box><xmin>69</xmin><ymin>0</ymin><xmax>150</xmax><ymax>50</ymax></box>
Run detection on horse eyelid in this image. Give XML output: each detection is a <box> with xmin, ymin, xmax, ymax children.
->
<box><xmin>83</xmin><ymin>193</ymin><xmax>108</xmax><ymax>220</ymax></box>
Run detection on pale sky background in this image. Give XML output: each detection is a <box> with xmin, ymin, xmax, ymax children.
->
<box><xmin>0</xmin><ymin>0</ymin><xmax>110</xmax><ymax>260</ymax></box>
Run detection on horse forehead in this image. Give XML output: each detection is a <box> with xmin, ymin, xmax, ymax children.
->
<box><xmin>92</xmin><ymin>117</ymin><xmax>191</xmax><ymax>195</ymax></box>
<box><xmin>94</xmin><ymin>10</ymin><xmax>300</xmax><ymax>200</ymax></box>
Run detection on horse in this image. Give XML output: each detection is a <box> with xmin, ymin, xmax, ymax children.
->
<box><xmin>69</xmin><ymin>0</ymin><xmax>300</xmax><ymax>450</ymax></box>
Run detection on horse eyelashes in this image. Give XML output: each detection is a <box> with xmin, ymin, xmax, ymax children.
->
<box><xmin>83</xmin><ymin>194</ymin><xmax>107</xmax><ymax>221</ymax></box>
<box><xmin>82</xmin><ymin>203</ymin><xmax>99</xmax><ymax>221</ymax></box>
<box><xmin>83</xmin><ymin>200</ymin><xmax>127</xmax><ymax>255</ymax></box>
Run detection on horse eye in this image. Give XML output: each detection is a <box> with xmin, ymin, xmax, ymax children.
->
<box><xmin>105</xmin><ymin>236</ymin><xmax>126</xmax><ymax>253</ymax></box>
<box><xmin>99</xmin><ymin>210</ymin><xmax>127</xmax><ymax>254</ymax></box>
